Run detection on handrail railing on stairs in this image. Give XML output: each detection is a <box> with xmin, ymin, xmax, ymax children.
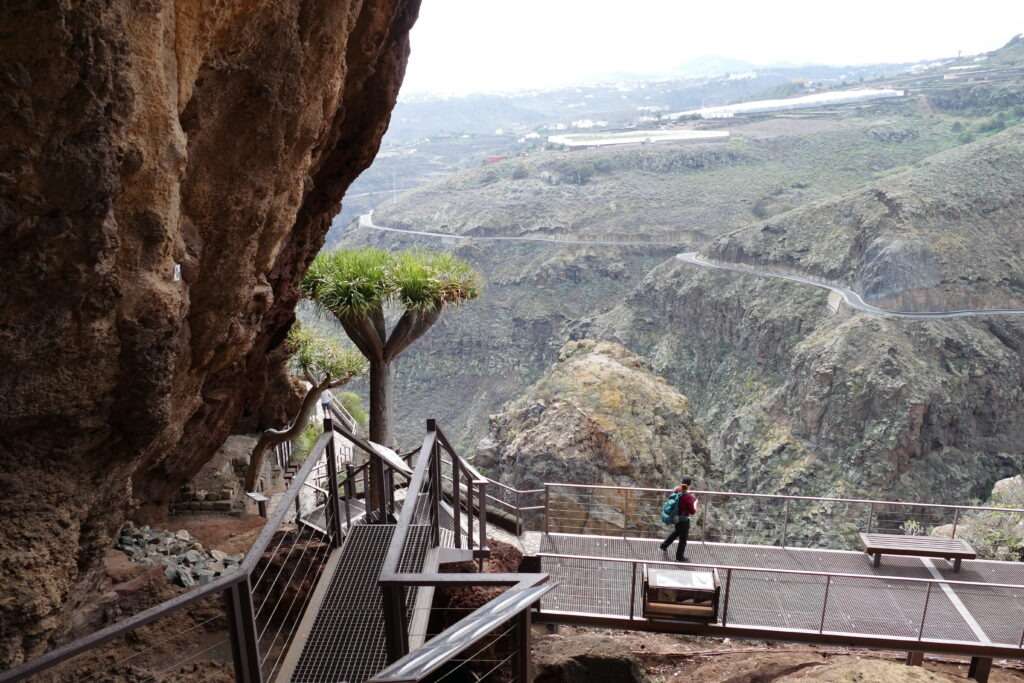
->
<box><xmin>373</xmin><ymin>419</ymin><xmax>552</xmax><ymax>682</ymax></box>
<box><xmin>0</xmin><ymin>404</ymin><xmax>411</xmax><ymax>683</ymax></box>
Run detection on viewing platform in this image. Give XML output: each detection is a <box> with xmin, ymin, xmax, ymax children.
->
<box><xmin>6</xmin><ymin>416</ymin><xmax>1024</xmax><ymax>683</ymax></box>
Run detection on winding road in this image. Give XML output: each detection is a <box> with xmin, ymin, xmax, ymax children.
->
<box><xmin>357</xmin><ymin>211</ymin><xmax>680</xmax><ymax>248</ymax></box>
<box><xmin>676</xmin><ymin>252</ymin><xmax>1024</xmax><ymax>319</ymax></box>
<box><xmin>355</xmin><ymin>212</ymin><xmax>1024</xmax><ymax>320</ymax></box>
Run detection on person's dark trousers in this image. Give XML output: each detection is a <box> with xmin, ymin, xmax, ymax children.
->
<box><xmin>660</xmin><ymin>517</ymin><xmax>691</xmax><ymax>560</ymax></box>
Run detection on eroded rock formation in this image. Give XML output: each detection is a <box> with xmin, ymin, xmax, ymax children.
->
<box><xmin>0</xmin><ymin>0</ymin><xmax>420</xmax><ymax>664</ymax></box>
<box><xmin>476</xmin><ymin>340</ymin><xmax>711</xmax><ymax>489</ymax></box>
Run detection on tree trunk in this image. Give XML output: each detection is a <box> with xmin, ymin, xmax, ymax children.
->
<box><xmin>368</xmin><ymin>360</ymin><xmax>392</xmax><ymax>512</ymax></box>
<box><xmin>245</xmin><ymin>379</ymin><xmax>328</xmax><ymax>491</ymax></box>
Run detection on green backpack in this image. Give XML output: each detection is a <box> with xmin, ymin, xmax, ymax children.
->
<box><xmin>660</xmin><ymin>492</ymin><xmax>682</xmax><ymax>525</ymax></box>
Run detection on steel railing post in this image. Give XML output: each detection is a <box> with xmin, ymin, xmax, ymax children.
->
<box><xmin>918</xmin><ymin>582</ymin><xmax>933</xmax><ymax>641</ymax></box>
<box><xmin>452</xmin><ymin>459</ymin><xmax>462</xmax><ymax>548</ymax></box>
<box><xmin>467</xmin><ymin>475</ymin><xmax>474</xmax><ymax>551</ymax></box>
<box><xmin>721</xmin><ymin>568</ymin><xmax>732</xmax><ymax>627</ymax></box>
<box><xmin>224</xmin><ymin>580</ymin><xmax>263</xmax><ymax>683</ymax></box>
<box><xmin>386</xmin><ymin>469</ymin><xmax>395</xmax><ymax>515</ymax></box>
<box><xmin>515</xmin><ymin>489</ymin><xmax>522</xmax><ymax>537</ymax></box>
<box><xmin>623</xmin><ymin>488</ymin><xmax>631</xmax><ymax>538</ymax></box>
<box><xmin>544</xmin><ymin>485</ymin><xmax>551</xmax><ymax>535</ymax></box>
<box><xmin>431</xmin><ymin>442</ymin><xmax>441</xmax><ymax>546</ymax></box>
<box><xmin>781</xmin><ymin>499</ymin><xmax>790</xmax><ymax>548</ymax></box>
<box><xmin>951</xmin><ymin>508</ymin><xmax>961</xmax><ymax>539</ymax></box>
<box><xmin>516</xmin><ymin>609</ymin><xmax>532</xmax><ymax>682</ymax></box>
<box><xmin>867</xmin><ymin>502</ymin><xmax>875</xmax><ymax>534</ymax></box>
<box><xmin>702</xmin><ymin>494</ymin><xmax>711</xmax><ymax>543</ymax></box>
<box><xmin>818</xmin><ymin>575</ymin><xmax>832</xmax><ymax>634</ymax></box>
<box><xmin>478</xmin><ymin>481</ymin><xmax>488</xmax><ymax>569</ymax></box>
<box><xmin>629</xmin><ymin>562</ymin><xmax>638</xmax><ymax>621</ymax></box>
<box><xmin>344</xmin><ymin>463</ymin><xmax>354</xmax><ymax>529</ymax></box>
<box><xmin>323</xmin><ymin>409</ymin><xmax>344</xmax><ymax>547</ymax></box>
<box><xmin>382</xmin><ymin>584</ymin><xmax>409</xmax><ymax>663</ymax></box>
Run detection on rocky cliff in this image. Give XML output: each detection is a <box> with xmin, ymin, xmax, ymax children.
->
<box><xmin>475</xmin><ymin>340</ymin><xmax>710</xmax><ymax>490</ymax></box>
<box><xmin>0</xmin><ymin>0</ymin><xmax>419</xmax><ymax>664</ymax></box>
<box><xmin>581</xmin><ymin>254</ymin><xmax>1024</xmax><ymax>543</ymax></box>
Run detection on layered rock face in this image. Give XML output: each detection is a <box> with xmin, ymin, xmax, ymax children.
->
<box><xmin>475</xmin><ymin>340</ymin><xmax>711</xmax><ymax>490</ymax></box>
<box><xmin>0</xmin><ymin>0</ymin><xmax>419</xmax><ymax>664</ymax></box>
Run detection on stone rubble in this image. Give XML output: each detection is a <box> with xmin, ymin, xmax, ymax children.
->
<box><xmin>115</xmin><ymin>522</ymin><xmax>244</xmax><ymax>588</ymax></box>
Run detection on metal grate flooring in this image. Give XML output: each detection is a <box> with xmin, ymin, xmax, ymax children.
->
<box><xmin>290</xmin><ymin>524</ymin><xmax>432</xmax><ymax>682</ymax></box>
<box><xmin>540</xmin><ymin>534</ymin><xmax>1024</xmax><ymax>647</ymax></box>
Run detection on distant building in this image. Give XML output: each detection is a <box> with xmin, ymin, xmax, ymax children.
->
<box><xmin>547</xmin><ymin>129</ymin><xmax>729</xmax><ymax>149</ymax></box>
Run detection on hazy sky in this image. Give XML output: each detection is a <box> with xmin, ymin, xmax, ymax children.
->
<box><xmin>401</xmin><ymin>0</ymin><xmax>1024</xmax><ymax>95</ymax></box>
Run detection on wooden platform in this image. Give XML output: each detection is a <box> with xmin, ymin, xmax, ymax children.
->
<box><xmin>860</xmin><ymin>533</ymin><xmax>977</xmax><ymax>572</ymax></box>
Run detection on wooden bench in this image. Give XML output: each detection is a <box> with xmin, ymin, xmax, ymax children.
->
<box><xmin>859</xmin><ymin>532</ymin><xmax>976</xmax><ymax>572</ymax></box>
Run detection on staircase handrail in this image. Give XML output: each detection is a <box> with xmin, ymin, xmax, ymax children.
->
<box><xmin>0</xmin><ymin>427</ymin><xmax>337</xmax><ymax>683</ymax></box>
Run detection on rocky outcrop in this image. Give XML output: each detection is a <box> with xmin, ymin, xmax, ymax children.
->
<box><xmin>476</xmin><ymin>340</ymin><xmax>711</xmax><ymax>490</ymax></box>
<box><xmin>0</xmin><ymin>0</ymin><xmax>419</xmax><ymax>664</ymax></box>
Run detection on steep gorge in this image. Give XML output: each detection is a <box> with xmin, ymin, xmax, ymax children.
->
<box><xmin>0</xmin><ymin>0</ymin><xmax>420</xmax><ymax>664</ymax></box>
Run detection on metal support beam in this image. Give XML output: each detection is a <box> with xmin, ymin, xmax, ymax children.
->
<box><xmin>453</xmin><ymin>460</ymin><xmax>462</xmax><ymax>548</ymax></box>
<box><xmin>516</xmin><ymin>610</ymin><xmax>532</xmax><ymax>681</ymax></box>
<box><xmin>224</xmin><ymin>581</ymin><xmax>263</xmax><ymax>683</ymax></box>
<box><xmin>383</xmin><ymin>584</ymin><xmax>409</xmax><ymax>664</ymax></box>
<box><xmin>431</xmin><ymin>441</ymin><xmax>442</xmax><ymax>546</ymax></box>
<box><xmin>344</xmin><ymin>463</ymin><xmax>354</xmax><ymax>529</ymax></box>
<box><xmin>968</xmin><ymin>656</ymin><xmax>992</xmax><ymax>683</ymax></box>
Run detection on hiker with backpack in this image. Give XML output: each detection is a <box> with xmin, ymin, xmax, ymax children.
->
<box><xmin>660</xmin><ymin>477</ymin><xmax>699</xmax><ymax>562</ymax></box>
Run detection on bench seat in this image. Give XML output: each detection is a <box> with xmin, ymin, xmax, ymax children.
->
<box><xmin>859</xmin><ymin>532</ymin><xmax>976</xmax><ymax>572</ymax></box>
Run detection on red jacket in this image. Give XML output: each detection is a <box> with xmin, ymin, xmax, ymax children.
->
<box><xmin>677</xmin><ymin>492</ymin><xmax>697</xmax><ymax>517</ymax></box>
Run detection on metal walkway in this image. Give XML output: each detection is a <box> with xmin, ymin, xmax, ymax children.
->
<box><xmin>287</xmin><ymin>524</ymin><xmax>432</xmax><ymax>683</ymax></box>
<box><xmin>539</xmin><ymin>534</ymin><xmax>1024</xmax><ymax>655</ymax></box>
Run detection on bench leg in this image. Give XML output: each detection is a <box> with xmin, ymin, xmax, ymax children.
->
<box><xmin>954</xmin><ymin>557</ymin><xmax>962</xmax><ymax>573</ymax></box>
<box><xmin>905</xmin><ymin>651</ymin><xmax>924</xmax><ymax>666</ymax></box>
<box><xmin>873</xmin><ymin>552</ymin><xmax>881</xmax><ymax>568</ymax></box>
<box><xmin>968</xmin><ymin>655</ymin><xmax>991</xmax><ymax>682</ymax></box>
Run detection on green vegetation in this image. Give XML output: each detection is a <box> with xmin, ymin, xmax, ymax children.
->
<box><xmin>245</xmin><ymin>326</ymin><xmax>365</xmax><ymax>490</ymax></box>
<box><xmin>302</xmin><ymin>247</ymin><xmax>480</xmax><ymax>443</ymax></box>
<box><xmin>290</xmin><ymin>422</ymin><xmax>323</xmax><ymax>465</ymax></box>
<box><xmin>337</xmin><ymin>391</ymin><xmax>369</xmax><ymax>427</ymax></box>
<box><xmin>302</xmin><ymin>247</ymin><xmax>480</xmax><ymax>505</ymax></box>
